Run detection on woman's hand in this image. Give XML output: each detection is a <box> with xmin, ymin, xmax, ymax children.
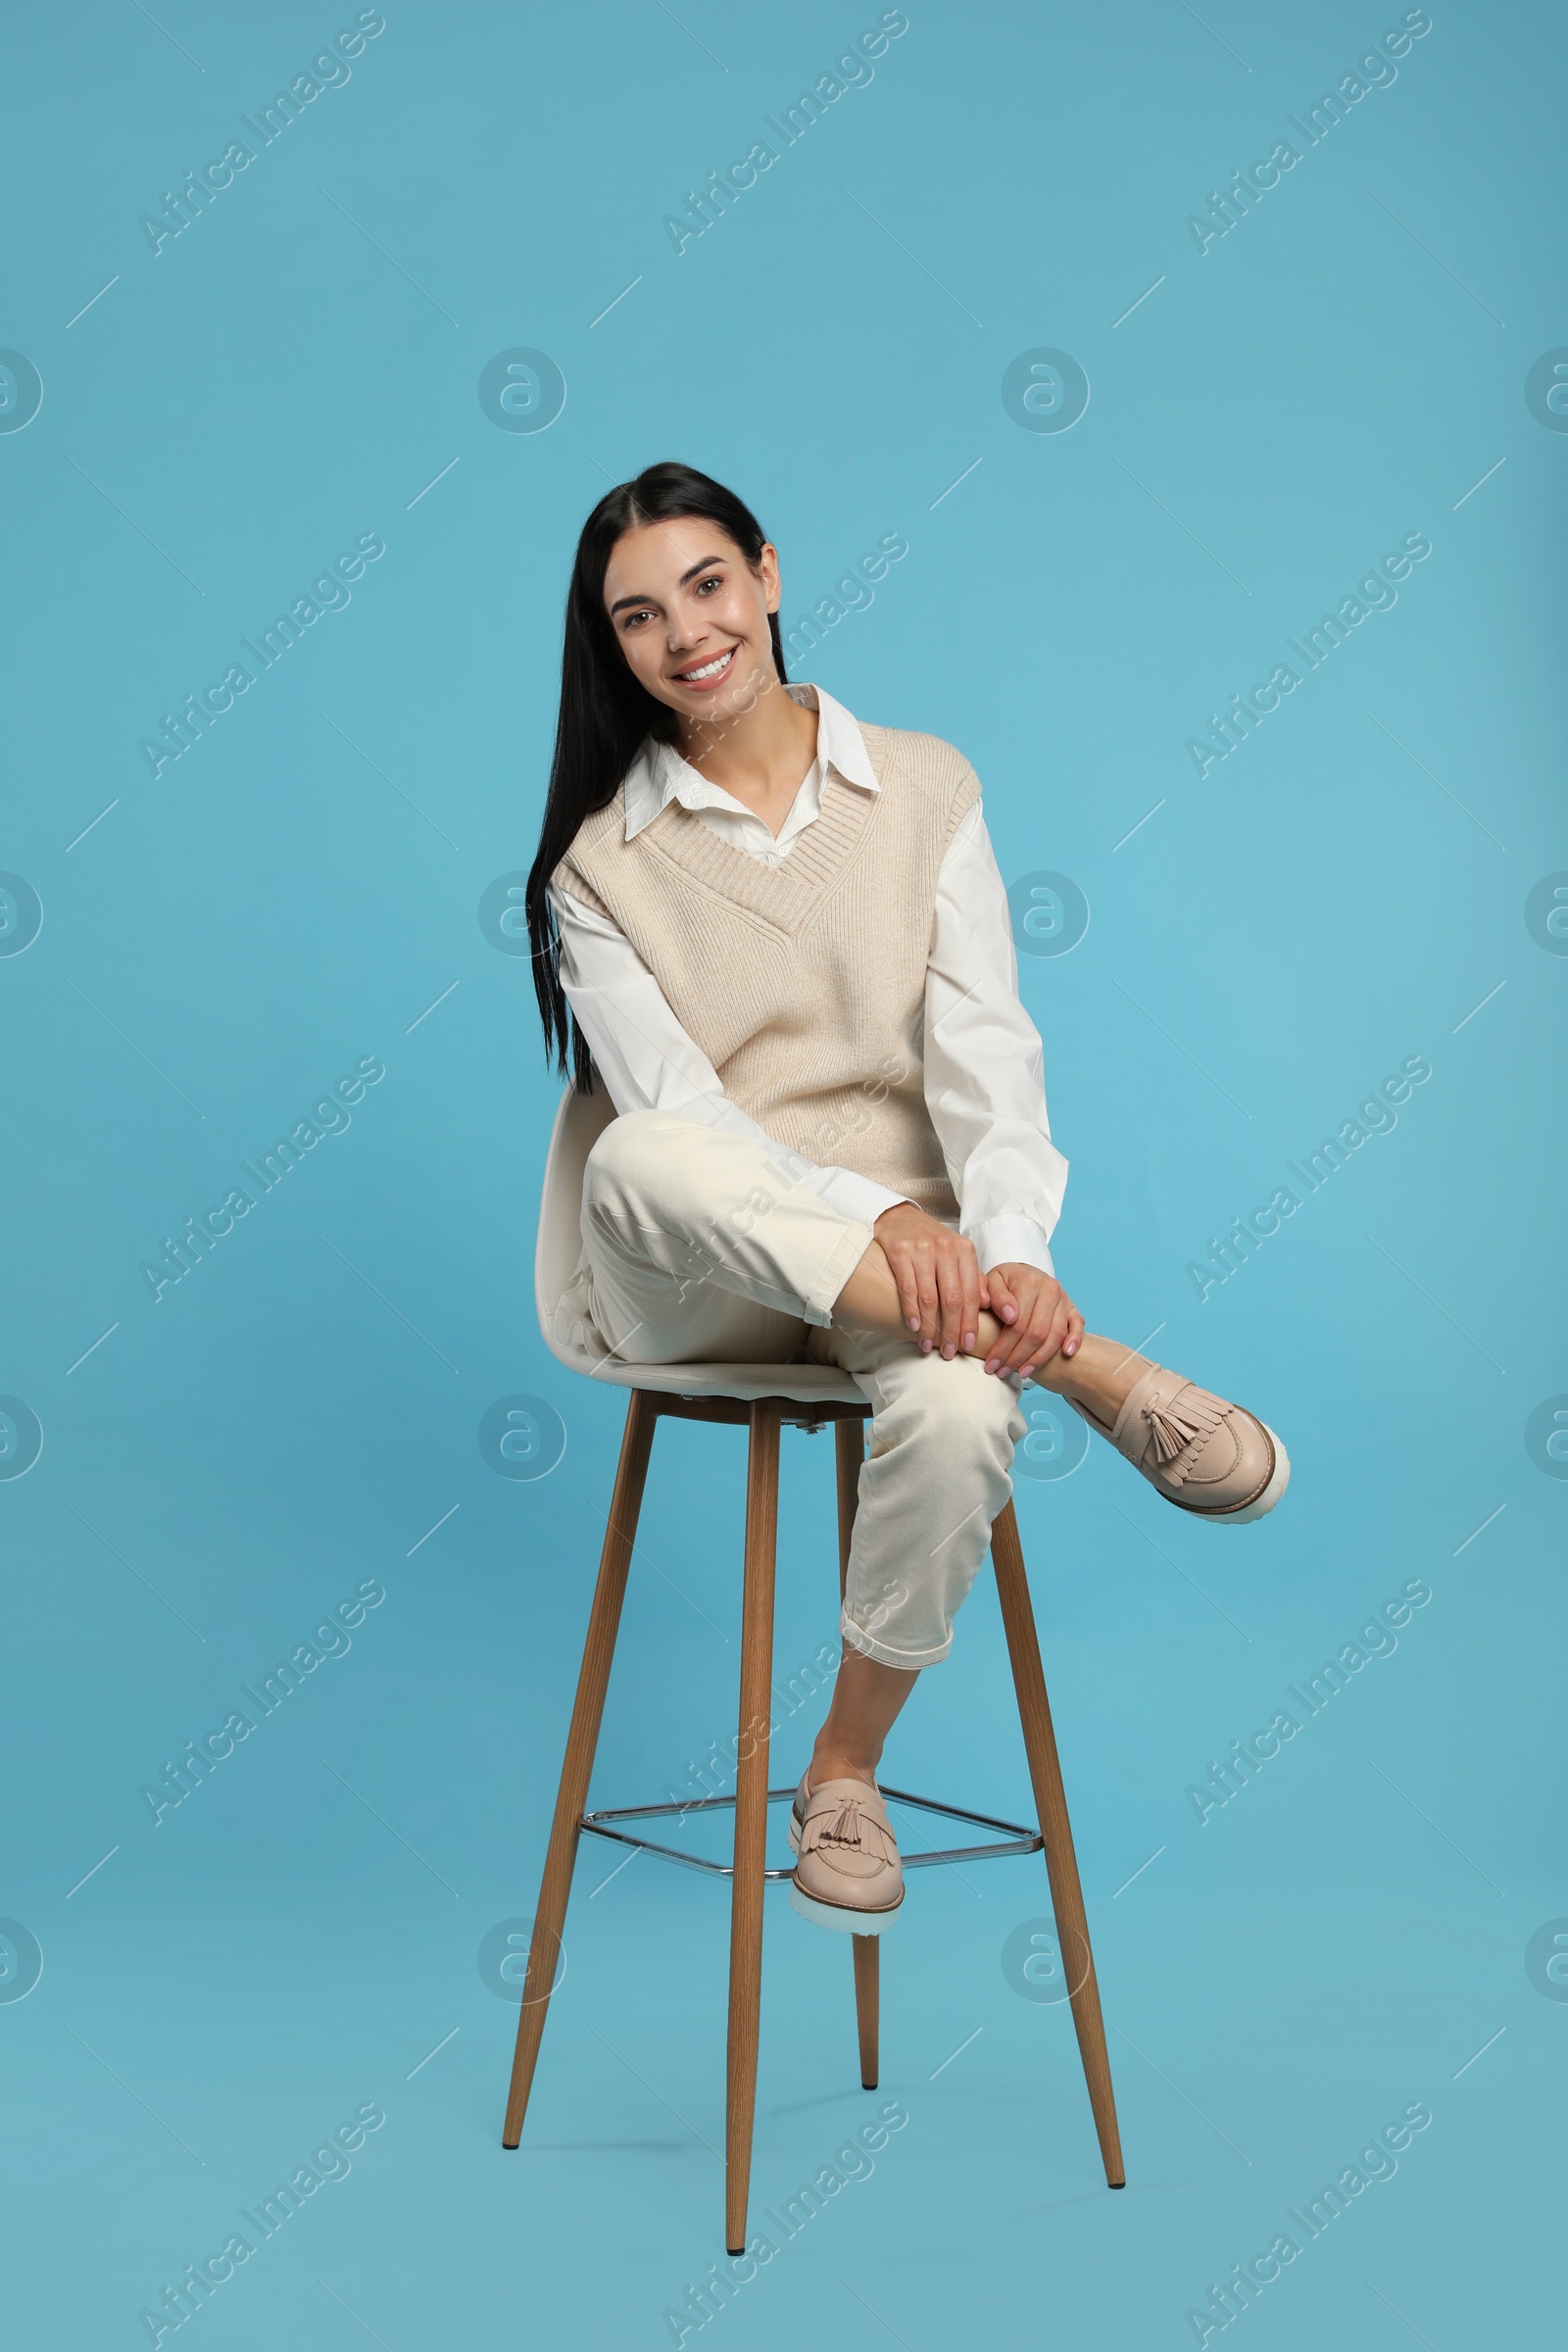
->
<box><xmin>872</xmin><ymin>1203</ymin><xmax>986</xmax><ymax>1358</ymax></box>
<box><xmin>983</xmin><ymin>1263</ymin><xmax>1083</xmax><ymax>1381</ymax></box>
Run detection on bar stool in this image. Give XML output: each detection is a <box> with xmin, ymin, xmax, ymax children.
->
<box><xmin>502</xmin><ymin>1081</ymin><xmax>1124</xmax><ymax>2249</ymax></box>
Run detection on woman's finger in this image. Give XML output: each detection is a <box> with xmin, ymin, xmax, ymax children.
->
<box><xmin>1038</xmin><ymin>1300</ymin><xmax>1073</xmax><ymax>1370</ymax></box>
<box><xmin>1014</xmin><ymin>1308</ymin><xmax>1059</xmax><ymax>1380</ymax></box>
<box><xmin>982</xmin><ymin>1279</ymin><xmax>1029</xmax><ymax>1373</ymax></box>
<box><xmin>938</xmin><ymin>1239</ymin><xmax>972</xmax><ymax>1358</ymax></box>
<box><xmin>959</xmin><ymin>1244</ymin><xmax>982</xmax><ymax>1356</ymax></box>
<box><xmin>990</xmin><ymin>1289</ymin><xmax>1045</xmax><ymax>1375</ymax></box>
<box><xmin>931</xmin><ymin>1238</ymin><xmax>955</xmax><ymax>1356</ymax></box>
<box><xmin>1001</xmin><ymin>1289</ymin><xmax>1060</xmax><ymax>1379</ymax></box>
<box><xmin>1005</xmin><ymin>1320</ymin><xmax>1051</xmax><ymax>1379</ymax></box>
<box><xmin>915</xmin><ymin>1246</ymin><xmax>940</xmax><ymax>1348</ymax></box>
<box><xmin>888</xmin><ymin>1244</ymin><xmax>921</xmax><ymax>1334</ymax></box>
<box><xmin>984</xmin><ymin>1270</ymin><xmax>1017</xmax><ymax>1367</ymax></box>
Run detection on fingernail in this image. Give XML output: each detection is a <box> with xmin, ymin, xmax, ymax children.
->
<box><xmin>942</xmin><ymin>1344</ymin><xmax>955</xmax><ymax>1359</ymax></box>
<box><xmin>907</xmin><ymin>1317</ymin><xmax>920</xmax><ymax>1331</ymax></box>
<box><xmin>985</xmin><ymin>1358</ymin><xmax>1000</xmax><ymax>1374</ymax></box>
<box><xmin>962</xmin><ymin>1332</ymin><xmax>976</xmax><ymax>1351</ymax></box>
<box><xmin>920</xmin><ymin>1339</ymin><xmax>932</xmax><ymax>1352</ymax></box>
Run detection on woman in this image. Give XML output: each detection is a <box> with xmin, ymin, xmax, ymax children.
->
<box><xmin>526</xmin><ymin>462</ymin><xmax>1288</xmax><ymax>1936</ymax></box>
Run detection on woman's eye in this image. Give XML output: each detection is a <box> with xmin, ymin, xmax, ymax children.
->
<box><xmin>695</xmin><ymin>574</ymin><xmax>721</xmax><ymax>594</ymax></box>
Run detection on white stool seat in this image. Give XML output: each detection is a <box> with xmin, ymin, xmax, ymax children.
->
<box><xmin>534</xmin><ymin>1078</ymin><xmax>869</xmax><ymax>1408</ymax></box>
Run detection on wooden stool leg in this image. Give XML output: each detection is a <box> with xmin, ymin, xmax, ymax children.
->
<box><xmin>503</xmin><ymin>1391</ymin><xmax>658</xmax><ymax>2147</ymax></box>
<box><xmin>852</xmin><ymin>1936</ymin><xmax>880</xmax><ymax>2087</ymax></box>
<box><xmin>834</xmin><ymin>1417</ymin><xmax>881</xmax><ymax>2091</ymax></box>
<box><xmin>834</xmin><ymin>1414</ymin><xmax>863</xmax><ymax>1604</ymax></box>
<box><xmin>991</xmin><ymin>1500</ymin><xmax>1125</xmax><ymax>2187</ymax></box>
<box><xmin>725</xmin><ymin>1399</ymin><xmax>781</xmax><ymax>2254</ymax></box>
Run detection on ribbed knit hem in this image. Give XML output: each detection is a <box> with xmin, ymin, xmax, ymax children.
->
<box><xmin>839</xmin><ymin>1610</ymin><xmax>953</xmax><ymax>1671</ymax></box>
<box><xmin>801</xmin><ymin>1218</ymin><xmax>874</xmax><ymax>1327</ymax></box>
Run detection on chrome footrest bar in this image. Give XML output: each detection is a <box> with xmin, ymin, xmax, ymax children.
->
<box><xmin>578</xmin><ymin>1784</ymin><xmax>1044</xmax><ymax>1884</ymax></box>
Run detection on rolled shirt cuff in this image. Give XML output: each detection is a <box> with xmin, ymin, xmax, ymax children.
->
<box><xmin>969</xmin><ymin>1215</ymin><xmax>1055</xmax><ymax>1279</ymax></box>
<box><xmin>814</xmin><ymin>1166</ymin><xmax>909</xmax><ymax>1230</ymax></box>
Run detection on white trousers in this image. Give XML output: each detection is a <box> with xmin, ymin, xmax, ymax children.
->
<box><xmin>554</xmin><ymin>1111</ymin><xmax>1025</xmax><ymax>1670</ymax></box>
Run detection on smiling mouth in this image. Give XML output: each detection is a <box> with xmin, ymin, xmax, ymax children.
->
<box><xmin>672</xmin><ymin>647</ymin><xmax>737</xmax><ymax>686</ymax></box>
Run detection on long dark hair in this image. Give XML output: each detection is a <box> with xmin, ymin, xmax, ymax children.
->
<box><xmin>525</xmin><ymin>462</ymin><xmax>788</xmax><ymax>1088</ymax></box>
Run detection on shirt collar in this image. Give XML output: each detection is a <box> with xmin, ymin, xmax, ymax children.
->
<box><xmin>621</xmin><ymin>681</ymin><xmax>878</xmax><ymax>841</ymax></box>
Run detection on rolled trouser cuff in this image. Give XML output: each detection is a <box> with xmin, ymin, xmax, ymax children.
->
<box><xmin>839</xmin><ymin>1611</ymin><xmax>954</xmax><ymax>1670</ymax></box>
<box><xmin>801</xmin><ymin>1219</ymin><xmax>874</xmax><ymax>1326</ymax></box>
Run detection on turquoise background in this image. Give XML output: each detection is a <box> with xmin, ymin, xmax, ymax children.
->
<box><xmin>1</xmin><ymin>1</ymin><xmax>1563</xmax><ymax>2344</ymax></box>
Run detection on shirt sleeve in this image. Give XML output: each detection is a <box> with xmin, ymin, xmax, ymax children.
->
<box><xmin>923</xmin><ymin>800</ymin><xmax>1069</xmax><ymax>1276</ymax></box>
<box><xmin>550</xmin><ymin>884</ymin><xmax>909</xmax><ymax>1233</ymax></box>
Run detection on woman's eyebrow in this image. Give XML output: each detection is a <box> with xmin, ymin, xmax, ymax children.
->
<box><xmin>608</xmin><ymin>554</ymin><xmax>725</xmax><ymax>616</ymax></box>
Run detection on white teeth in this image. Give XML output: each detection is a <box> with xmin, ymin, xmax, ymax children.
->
<box><xmin>678</xmin><ymin>650</ymin><xmax>733</xmax><ymax>681</ymax></box>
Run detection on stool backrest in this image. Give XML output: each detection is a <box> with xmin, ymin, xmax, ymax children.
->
<box><xmin>535</xmin><ymin>1075</ymin><xmax>617</xmax><ymax>1343</ymax></box>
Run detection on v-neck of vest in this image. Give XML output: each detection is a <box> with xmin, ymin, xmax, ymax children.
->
<box><xmin>636</xmin><ymin>732</ymin><xmax>887</xmax><ymax>935</ymax></box>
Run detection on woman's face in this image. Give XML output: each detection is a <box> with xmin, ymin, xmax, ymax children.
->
<box><xmin>602</xmin><ymin>517</ymin><xmax>781</xmax><ymax>729</ymax></box>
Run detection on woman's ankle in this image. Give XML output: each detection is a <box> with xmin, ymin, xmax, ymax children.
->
<box><xmin>806</xmin><ymin>1746</ymin><xmax>881</xmax><ymax>1790</ymax></box>
<box><xmin>1036</xmin><ymin>1332</ymin><xmax>1151</xmax><ymax>1418</ymax></box>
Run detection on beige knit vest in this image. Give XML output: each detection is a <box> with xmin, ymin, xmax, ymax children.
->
<box><xmin>556</xmin><ymin>722</ymin><xmax>980</xmax><ymax>1213</ymax></box>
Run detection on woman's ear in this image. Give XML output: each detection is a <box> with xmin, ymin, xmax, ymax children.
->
<box><xmin>758</xmin><ymin>541</ymin><xmax>782</xmax><ymax>612</ymax></box>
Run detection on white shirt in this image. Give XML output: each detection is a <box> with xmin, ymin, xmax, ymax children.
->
<box><xmin>548</xmin><ymin>684</ymin><xmax>1068</xmax><ymax>1275</ymax></box>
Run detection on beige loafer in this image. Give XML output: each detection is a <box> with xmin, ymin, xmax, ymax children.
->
<box><xmin>1068</xmin><ymin>1361</ymin><xmax>1289</xmax><ymax>1522</ymax></box>
<box><xmin>788</xmin><ymin>1775</ymin><xmax>904</xmax><ymax>1935</ymax></box>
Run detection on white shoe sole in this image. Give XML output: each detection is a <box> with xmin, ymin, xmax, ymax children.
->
<box><xmin>787</xmin><ymin>1881</ymin><xmax>904</xmax><ymax>1935</ymax></box>
<box><xmin>787</xmin><ymin>1805</ymin><xmax>903</xmax><ymax>1934</ymax></box>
